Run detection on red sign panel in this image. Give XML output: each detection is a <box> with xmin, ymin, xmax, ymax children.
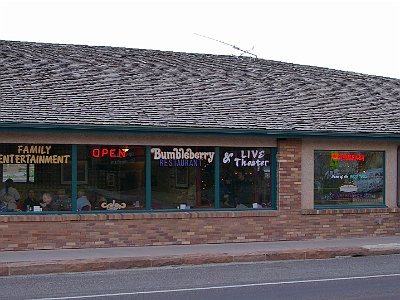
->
<box><xmin>331</xmin><ymin>153</ymin><xmax>365</xmax><ymax>161</ymax></box>
<box><xmin>91</xmin><ymin>148</ymin><xmax>127</xmax><ymax>158</ymax></box>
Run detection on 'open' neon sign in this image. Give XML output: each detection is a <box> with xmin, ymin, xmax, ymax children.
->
<box><xmin>91</xmin><ymin>148</ymin><xmax>127</xmax><ymax>158</ymax></box>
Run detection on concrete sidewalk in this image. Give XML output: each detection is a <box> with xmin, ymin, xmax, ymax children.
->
<box><xmin>1</xmin><ymin>236</ymin><xmax>400</xmax><ymax>276</ymax></box>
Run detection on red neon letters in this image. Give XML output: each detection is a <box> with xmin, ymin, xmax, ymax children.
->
<box><xmin>91</xmin><ymin>148</ymin><xmax>127</xmax><ymax>158</ymax></box>
<box><xmin>331</xmin><ymin>153</ymin><xmax>365</xmax><ymax>161</ymax></box>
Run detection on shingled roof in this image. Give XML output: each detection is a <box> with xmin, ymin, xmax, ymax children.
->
<box><xmin>1</xmin><ymin>40</ymin><xmax>399</xmax><ymax>137</ymax></box>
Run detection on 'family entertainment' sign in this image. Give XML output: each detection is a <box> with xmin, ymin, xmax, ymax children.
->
<box><xmin>151</xmin><ymin>148</ymin><xmax>215</xmax><ymax>167</ymax></box>
<box><xmin>0</xmin><ymin>145</ymin><xmax>70</xmax><ymax>164</ymax></box>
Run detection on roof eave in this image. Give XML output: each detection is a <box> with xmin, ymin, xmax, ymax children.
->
<box><xmin>0</xmin><ymin>122</ymin><xmax>399</xmax><ymax>140</ymax></box>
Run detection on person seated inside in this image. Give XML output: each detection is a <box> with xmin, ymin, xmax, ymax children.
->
<box><xmin>221</xmin><ymin>178</ymin><xmax>233</xmax><ymax>208</ymax></box>
<box><xmin>77</xmin><ymin>190</ymin><xmax>91</xmax><ymax>211</ymax></box>
<box><xmin>0</xmin><ymin>178</ymin><xmax>20</xmax><ymax>211</ymax></box>
<box><xmin>54</xmin><ymin>189</ymin><xmax>71</xmax><ymax>211</ymax></box>
<box><xmin>24</xmin><ymin>189</ymin><xmax>40</xmax><ymax>211</ymax></box>
<box><xmin>90</xmin><ymin>193</ymin><xmax>107</xmax><ymax>210</ymax></box>
<box><xmin>40</xmin><ymin>193</ymin><xmax>60</xmax><ymax>211</ymax></box>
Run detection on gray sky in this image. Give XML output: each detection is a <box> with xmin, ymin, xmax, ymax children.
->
<box><xmin>1</xmin><ymin>0</ymin><xmax>399</xmax><ymax>79</ymax></box>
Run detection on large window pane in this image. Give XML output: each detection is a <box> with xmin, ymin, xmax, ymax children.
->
<box><xmin>151</xmin><ymin>146</ymin><xmax>215</xmax><ymax>209</ymax></box>
<box><xmin>78</xmin><ymin>145</ymin><xmax>146</xmax><ymax>211</ymax></box>
<box><xmin>0</xmin><ymin>144</ymin><xmax>72</xmax><ymax>212</ymax></box>
<box><xmin>220</xmin><ymin>148</ymin><xmax>272</xmax><ymax>208</ymax></box>
<box><xmin>314</xmin><ymin>150</ymin><xmax>385</xmax><ymax>206</ymax></box>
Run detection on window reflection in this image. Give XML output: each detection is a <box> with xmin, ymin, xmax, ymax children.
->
<box><xmin>314</xmin><ymin>150</ymin><xmax>385</xmax><ymax>206</ymax></box>
<box><xmin>220</xmin><ymin>148</ymin><xmax>272</xmax><ymax>209</ymax></box>
<box><xmin>151</xmin><ymin>146</ymin><xmax>215</xmax><ymax>209</ymax></box>
<box><xmin>78</xmin><ymin>145</ymin><xmax>146</xmax><ymax>211</ymax></box>
<box><xmin>0</xmin><ymin>144</ymin><xmax>72</xmax><ymax>212</ymax></box>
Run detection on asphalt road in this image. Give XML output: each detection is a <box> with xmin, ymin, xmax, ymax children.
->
<box><xmin>1</xmin><ymin>255</ymin><xmax>400</xmax><ymax>300</ymax></box>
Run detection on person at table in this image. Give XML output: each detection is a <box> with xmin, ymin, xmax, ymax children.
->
<box><xmin>24</xmin><ymin>189</ymin><xmax>40</xmax><ymax>211</ymax></box>
<box><xmin>40</xmin><ymin>193</ymin><xmax>60</xmax><ymax>211</ymax></box>
<box><xmin>55</xmin><ymin>189</ymin><xmax>71</xmax><ymax>211</ymax></box>
<box><xmin>0</xmin><ymin>178</ymin><xmax>20</xmax><ymax>211</ymax></box>
<box><xmin>77</xmin><ymin>190</ymin><xmax>91</xmax><ymax>211</ymax></box>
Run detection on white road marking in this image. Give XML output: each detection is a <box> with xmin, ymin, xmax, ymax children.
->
<box><xmin>363</xmin><ymin>243</ymin><xmax>400</xmax><ymax>249</ymax></box>
<box><xmin>31</xmin><ymin>273</ymin><xmax>400</xmax><ymax>300</ymax></box>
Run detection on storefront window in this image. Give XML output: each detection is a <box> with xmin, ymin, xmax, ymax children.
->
<box><xmin>0</xmin><ymin>144</ymin><xmax>276</xmax><ymax>213</ymax></box>
<box><xmin>151</xmin><ymin>146</ymin><xmax>215</xmax><ymax>209</ymax></box>
<box><xmin>220</xmin><ymin>148</ymin><xmax>272</xmax><ymax>208</ymax></box>
<box><xmin>314</xmin><ymin>150</ymin><xmax>385</xmax><ymax>206</ymax></box>
<box><xmin>0</xmin><ymin>144</ymin><xmax>72</xmax><ymax>212</ymax></box>
<box><xmin>77</xmin><ymin>145</ymin><xmax>146</xmax><ymax>211</ymax></box>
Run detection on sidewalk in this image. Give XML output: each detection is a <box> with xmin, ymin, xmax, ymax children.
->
<box><xmin>1</xmin><ymin>236</ymin><xmax>400</xmax><ymax>276</ymax></box>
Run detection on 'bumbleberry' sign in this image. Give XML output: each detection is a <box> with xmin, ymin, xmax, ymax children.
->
<box><xmin>151</xmin><ymin>147</ymin><xmax>215</xmax><ymax>167</ymax></box>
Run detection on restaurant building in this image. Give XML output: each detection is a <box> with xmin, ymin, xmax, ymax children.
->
<box><xmin>0</xmin><ymin>40</ymin><xmax>399</xmax><ymax>251</ymax></box>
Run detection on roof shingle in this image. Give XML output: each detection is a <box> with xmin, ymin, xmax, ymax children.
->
<box><xmin>1</xmin><ymin>40</ymin><xmax>399</xmax><ymax>136</ymax></box>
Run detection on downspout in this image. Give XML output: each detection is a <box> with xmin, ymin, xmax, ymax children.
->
<box><xmin>397</xmin><ymin>146</ymin><xmax>400</xmax><ymax>207</ymax></box>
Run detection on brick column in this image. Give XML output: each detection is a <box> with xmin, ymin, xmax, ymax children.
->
<box><xmin>277</xmin><ymin>139</ymin><xmax>302</xmax><ymax>212</ymax></box>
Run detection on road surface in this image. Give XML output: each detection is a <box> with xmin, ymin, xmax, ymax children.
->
<box><xmin>1</xmin><ymin>254</ymin><xmax>400</xmax><ymax>299</ymax></box>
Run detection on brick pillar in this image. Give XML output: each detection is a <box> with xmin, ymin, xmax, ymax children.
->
<box><xmin>277</xmin><ymin>139</ymin><xmax>302</xmax><ymax>212</ymax></box>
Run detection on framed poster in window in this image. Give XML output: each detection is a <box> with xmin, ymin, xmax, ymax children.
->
<box><xmin>61</xmin><ymin>161</ymin><xmax>88</xmax><ymax>184</ymax></box>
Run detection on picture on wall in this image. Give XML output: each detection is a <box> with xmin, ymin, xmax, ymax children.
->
<box><xmin>61</xmin><ymin>161</ymin><xmax>88</xmax><ymax>184</ymax></box>
<box><xmin>175</xmin><ymin>167</ymin><xmax>188</xmax><ymax>188</ymax></box>
<box><xmin>2</xmin><ymin>164</ymin><xmax>35</xmax><ymax>183</ymax></box>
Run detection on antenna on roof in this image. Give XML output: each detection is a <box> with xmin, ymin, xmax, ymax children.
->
<box><xmin>194</xmin><ymin>33</ymin><xmax>257</xmax><ymax>58</ymax></box>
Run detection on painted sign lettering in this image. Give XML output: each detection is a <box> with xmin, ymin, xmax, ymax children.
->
<box><xmin>223</xmin><ymin>149</ymin><xmax>269</xmax><ymax>167</ymax></box>
<box><xmin>0</xmin><ymin>145</ymin><xmax>70</xmax><ymax>164</ymax></box>
<box><xmin>151</xmin><ymin>148</ymin><xmax>215</xmax><ymax>167</ymax></box>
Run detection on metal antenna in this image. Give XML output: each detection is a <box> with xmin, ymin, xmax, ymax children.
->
<box><xmin>194</xmin><ymin>33</ymin><xmax>257</xmax><ymax>58</ymax></box>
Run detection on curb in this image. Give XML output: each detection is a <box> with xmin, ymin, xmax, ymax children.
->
<box><xmin>1</xmin><ymin>247</ymin><xmax>400</xmax><ymax>277</ymax></box>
